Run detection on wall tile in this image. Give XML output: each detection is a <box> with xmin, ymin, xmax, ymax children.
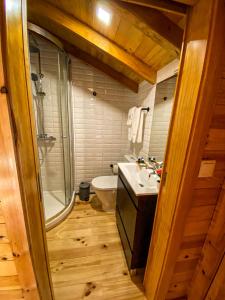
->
<box><xmin>71</xmin><ymin>57</ymin><xmax>155</xmax><ymax>190</ymax></box>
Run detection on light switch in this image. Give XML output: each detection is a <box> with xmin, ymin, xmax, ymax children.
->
<box><xmin>198</xmin><ymin>160</ymin><xmax>216</xmax><ymax>178</ymax></box>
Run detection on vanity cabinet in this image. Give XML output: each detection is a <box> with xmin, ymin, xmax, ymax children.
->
<box><xmin>116</xmin><ymin>169</ymin><xmax>157</xmax><ymax>270</ymax></box>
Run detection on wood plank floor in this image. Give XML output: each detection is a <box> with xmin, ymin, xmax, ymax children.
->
<box><xmin>47</xmin><ymin>195</ymin><xmax>146</xmax><ymax>300</ymax></box>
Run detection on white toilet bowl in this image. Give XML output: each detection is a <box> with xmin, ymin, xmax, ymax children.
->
<box><xmin>91</xmin><ymin>176</ymin><xmax>118</xmax><ymax>211</ymax></box>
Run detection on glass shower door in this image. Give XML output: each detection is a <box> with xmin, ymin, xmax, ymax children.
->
<box><xmin>58</xmin><ymin>51</ymin><xmax>73</xmax><ymax>206</ymax></box>
<box><xmin>29</xmin><ymin>28</ymin><xmax>74</xmax><ymax>226</ymax></box>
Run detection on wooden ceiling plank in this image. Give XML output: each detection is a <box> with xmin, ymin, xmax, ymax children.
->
<box><xmin>28</xmin><ymin>0</ymin><xmax>156</xmax><ymax>84</ymax></box>
<box><xmin>113</xmin><ymin>0</ymin><xmax>184</xmax><ymax>53</ymax></box>
<box><xmin>92</xmin><ymin>0</ymin><xmax>121</xmax><ymax>41</ymax></box>
<box><xmin>114</xmin><ymin>20</ymin><xmax>144</xmax><ymax>54</ymax></box>
<box><xmin>63</xmin><ymin>41</ymin><xmax>139</xmax><ymax>93</ymax></box>
<box><xmin>120</xmin><ymin>0</ymin><xmax>188</xmax><ymax>16</ymax></box>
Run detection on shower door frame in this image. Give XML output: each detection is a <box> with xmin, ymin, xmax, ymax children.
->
<box><xmin>28</xmin><ymin>22</ymin><xmax>75</xmax><ymax>230</ymax></box>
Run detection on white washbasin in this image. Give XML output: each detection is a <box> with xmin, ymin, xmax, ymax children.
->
<box><xmin>118</xmin><ymin>163</ymin><xmax>159</xmax><ymax>196</ymax></box>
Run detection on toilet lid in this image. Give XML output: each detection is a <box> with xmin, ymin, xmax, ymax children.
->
<box><xmin>92</xmin><ymin>176</ymin><xmax>118</xmax><ymax>190</ymax></box>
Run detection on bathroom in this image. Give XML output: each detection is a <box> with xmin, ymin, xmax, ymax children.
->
<box><xmin>28</xmin><ymin>16</ymin><xmax>178</xmax><ymax>298</ymax></box>
<box><xmin>3</xmin><ymin>1</ymin><xmax>225</xmax><ymax>300</ymax></box>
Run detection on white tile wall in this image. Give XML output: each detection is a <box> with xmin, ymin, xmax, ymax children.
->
<box><xmin>71</xmin><ymin>57</ymin><xmax>155</xmax><ymax>190</ymax></box>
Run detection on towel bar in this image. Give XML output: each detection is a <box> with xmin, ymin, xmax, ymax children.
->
<box><xmin>141</xmin><ymin>107</ymin><xmax>150</xmax><ymax>112</ymax></box>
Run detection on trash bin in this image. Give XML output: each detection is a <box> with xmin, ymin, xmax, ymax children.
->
<box><xmin>79</xmin><ymin>182</ymin><xmax>90</xmax><ymax>201</ymax></box>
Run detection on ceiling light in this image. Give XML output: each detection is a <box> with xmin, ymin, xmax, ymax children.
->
<box><xmin>97</xmin><ymin>7</ymin><xmax>111</xmax><ymax>25</ymax></box>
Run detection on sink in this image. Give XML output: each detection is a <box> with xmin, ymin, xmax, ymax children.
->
<box><xmin>124</xmin><ymin>154</ymin><xmax>137</xmax><ymax>162</ymax></box>
<box><xmin>118</xmin><ymin>163</ymin><xmax>159</xmax><ymax>196</ymax></box>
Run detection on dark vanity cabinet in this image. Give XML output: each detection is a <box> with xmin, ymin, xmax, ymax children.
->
<box><xmin>116</xmin><ymin>169</ymin><xmax>157</xmax><ymax>270</ymax></box>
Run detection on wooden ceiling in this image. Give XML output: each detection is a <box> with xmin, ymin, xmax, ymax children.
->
<box><xmin>28</xmin><ymin>0</ymin><xmax>187</xmax><ymax>92</ymax></box>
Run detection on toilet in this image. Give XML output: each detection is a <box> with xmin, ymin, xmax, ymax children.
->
<box><xmin>91</xmin><ymin>155</ymin><xmax>136</xmax><ymax>211</ymax></box>
<box><xmin>91</xmin><ymin>175</ymin><xmax>118</xmax><ymax>211</ymax></box>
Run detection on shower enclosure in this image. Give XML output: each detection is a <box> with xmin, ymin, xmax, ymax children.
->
<box><xmin>28</xmin><ymin>23</ymin><xmax>74</xmax><ymax>229</ymax></box>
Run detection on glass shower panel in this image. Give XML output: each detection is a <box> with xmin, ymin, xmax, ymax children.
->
<box><xmin>29</xmin><ymin>32</ymin><xmax>73</xmax><ymax>223</ymax></box>
<box><xmin>58</xmin><ymin>51</ymin><xmax>73</xmax><ymax>206</ymax></box>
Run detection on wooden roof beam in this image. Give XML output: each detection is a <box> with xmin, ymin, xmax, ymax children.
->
<box><xmin>114</xmin><ymin>1</ymin><xmax>184</xmax><ymax>53</ymax></box>
<box><xmin>120</xmin><ymin>0</ymin><xmax>188</xmax><ymax>16</ymax></box>
<box><xmin>28</xmin><ymin>0</ymin><xmax>156</xmax><ymax>84</ymax></box>
<box><xmin>63</xmin><ymin>42</ymin><xmax>139</xmax><ymax>93</ymax></box>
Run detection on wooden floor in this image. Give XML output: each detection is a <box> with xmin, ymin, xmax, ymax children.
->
<box><xmin>47</xmin><ymin>195</ymin><xmax>146</xmax><ymax>300</ymax></box>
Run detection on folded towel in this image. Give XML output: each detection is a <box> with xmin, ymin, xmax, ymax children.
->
<box><xmin>136</xmin><ymin>110</ymin><xmax>144</xmax><ymax>143</ymax></box>
<box><xmin>127</xmin><ymin>107</ymin><xmax>136</xmax><ymax>141</ymax></box>
<box><xmin>32</xmin><ymin>80</ymin><xmax>37</xmax><ymax>97</ymax></box>
<box><xmin>132</xmin><ymin>107</ymin><xmax>142</xmax><ymax>143</ymax></box>
<box><xmin>127</xmin><ymin>107</ymin><xmax>136</xmax><ymax>125</ymax></box>
<box><xmin>127</xmin><ymin>106</ymin><xmax>145</xmax><ymax>143</ymax></box>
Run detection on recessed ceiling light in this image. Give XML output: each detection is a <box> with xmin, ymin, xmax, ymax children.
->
<box><xmin>97</xmin><ymin>7</ymin><xmax>111</xmax><ymax>25</ymax></box>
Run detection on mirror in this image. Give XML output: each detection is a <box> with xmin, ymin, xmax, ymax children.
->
<box><xmin>148</xmin><ymin>75</ymin><xmax>177</xmax><ymax>161</ymax></box>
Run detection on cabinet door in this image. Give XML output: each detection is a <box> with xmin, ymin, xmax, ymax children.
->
<box><xmin>117</xmin><ymin>176</ymin><xmax>137</xmax><ymax>249</ymax></box>
<box><xmin>116</xmin><ymin>210</ymin><xmax>132</xmax><ymax>268</ymax></box>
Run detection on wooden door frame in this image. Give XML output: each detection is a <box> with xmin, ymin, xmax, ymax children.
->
<box><xmin>0</xmin><ymin>0</ymin><xmax>54</xmax><ymax>299</ymax></box>
<box><xmin>0</xmin><ymin>9</ymin><xmax>40</xmax><ymax>300</ymax></box>
<box><xmin>144</xmin><ymin>0</ymin><xmax>225</xmax><ymax>299</ymax></box>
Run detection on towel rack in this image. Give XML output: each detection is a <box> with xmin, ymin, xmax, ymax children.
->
<box><xmin>141</xmin><ymin>107</ymin><xmax>150</xmax><ymax>112</ymax></box>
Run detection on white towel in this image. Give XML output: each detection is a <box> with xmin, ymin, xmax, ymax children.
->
<box><xmin>127</xmin><ymin>107</ymin><xmax>136</xmax><ymax>125</ymax></box>
<box><xmin>136</xmin><ymin>110</ymin><xmax>144</xmax><ymax>143</ymax></box>
<box><xmin>32</xmin><ymin>81</ymin><xmax>37</xmax><ymax>97</ymax></box>
<box><xmin>132</xmin><ymin>107</ymin><xmax>142</xmax><ymax>143</ymax></box>
<box><xmin>127</xmin><ymin>107</ymin><xmax>136</xmax><ymax>141</ymax></box>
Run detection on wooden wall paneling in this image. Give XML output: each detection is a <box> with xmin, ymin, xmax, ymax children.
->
<box><xmin>205</xmin><ymin>251</ymin><xmax>225</xmax><ymax>300</ymax></box>
<box><xmin>165</xmin><ymin>0</ymin><xmax>225</xmax><ymax>298</ymax></box>
<box><xmin>0</xmin><ymin>210</ymin><xmax>23</xmax><ymax>299</ymax></box>
<box><xmin>167</xmin><ymin>0</ymin><xmax>225</xmax><ymax>298</ymax></box>
<box><xmin>0</xmin><ymin>204</ymin><xmax>4</xmax><ymax>224</ymax></box>
<box><xmin>188</xmin><ymin>185</ymin><xmax>225</xmax><ymax>299</ymax></box>
<box><xmin>143</xmin><ymin>0</ymin><xmax>224</xmax><ymax>299</ymax></box>
<box><xmin>0</xmin><ymin>3</ymin><xmax>38</xmax><ymax>299</ymax></box>
<box><xmin>169</xmin><ymin>182</ymin><xmax>222</xmax><ymax>299</ymax></box>
<box><xmin>186</xmin><ymin>8</ymin><xmax>225</xmax><ymax>298</ymax></box>
<box><xmin>1</xmin><ymin>0</ymin><xmax>54</xmax><ymax>299</ymax></box>
<box><xmin>28</xmin><ymin>0</ymin><xmax>157</xmax><ymax>84</ymax></box>
<box><xmin>205</xmin><ymin>128</ymin><xmax>225</xmax><ymax>151</ymax></box>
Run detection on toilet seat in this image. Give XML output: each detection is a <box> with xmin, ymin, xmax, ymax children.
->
<box><xmin>92</xmin><ymin>176</ymin><xmax>118</xmax><ymax>191</ymax></box>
